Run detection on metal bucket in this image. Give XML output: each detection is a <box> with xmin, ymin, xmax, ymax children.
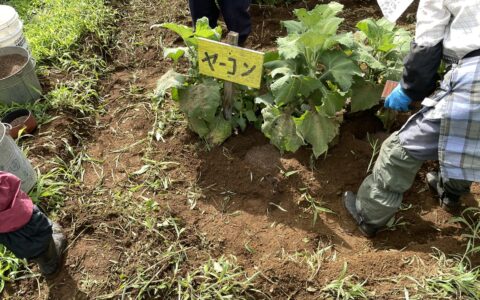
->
<box><xmin>0</xmin><ymin>122</ymin><xmax>37</xmax><ymax>192</ymax></box>
<box><xmin>0</xmin><ymin>46</ymin><xmax>41</xmax><ymax>105</ymax></box>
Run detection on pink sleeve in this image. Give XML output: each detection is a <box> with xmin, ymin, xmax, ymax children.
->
<box><xmin>0</xmin><ymin>172</ymin><xmax>34</xmax><ymax>233</ymax></box>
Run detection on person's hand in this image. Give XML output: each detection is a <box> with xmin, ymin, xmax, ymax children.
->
<box><xmin>384</xmin><ymin>85</ymin><xmax>412</xmax><ymax>112</ymax></box>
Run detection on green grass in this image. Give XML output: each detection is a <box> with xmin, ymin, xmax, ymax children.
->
<box><xmin>407</xmin><ymin>250</ymin><xmax>480</xmax><ymax>299</ymax></box>
<box><xmin>451</xmin><ymin>207</ymin><xmax>480</xmax><ymax>256</ymax></box>
<box><xmin>7</xmin><ymin>0</ymin><xmax>115</xmax><ymax>63</ymax></box>
<box><xmin>176</xmin><ymin>256</ymin><xmax>261</xmax><ymax>299</ymax></box>
<box><xmin>0</xmin><ymin>246</ymin><xmax>30</xmax><ymax>293</ymax></box>
<box><xmin>4</xmin><ymin>0</ymin><xmax>116</xmax><ymax>115</ymax></box>
<box><xmin>0</xmin><ymin>0</ymin><xmax>115</xmax><ymax>294</ymax></box>
<box><xmin>322</xmin><ymin>262</ymin><xmax>369</xmax><ymax>300</ymax></box>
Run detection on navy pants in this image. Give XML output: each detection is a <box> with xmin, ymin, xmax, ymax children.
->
<box><xmin>188</xmin><ymin>0</ymin><xmax>251</xmax><ymax>45</ymax></box>
<box><xmin>0</xmin><ymin>206</ymin><xmax>52</xmax><ymax>259</ymax></box>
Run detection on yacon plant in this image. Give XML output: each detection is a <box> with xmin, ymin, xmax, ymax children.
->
<box><xmin>342</xmin><ymin>18</ymin><xmax>412</xmax><ymax>113</ymax></box>
<box><xmin>154</xmin><ymin>17</ymin><xmax>259</xmax><ymax>145</ymax></box>
<box><xmin>257</xmin><ymin>2</ymin><xmax>361</xmax><ymax>157</ymax></box>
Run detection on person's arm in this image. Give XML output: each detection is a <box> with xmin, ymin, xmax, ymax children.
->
<box><xmin>400</xmin><ymin>0</ymin><xmax>451</xmax><ymax>101</ymax></box>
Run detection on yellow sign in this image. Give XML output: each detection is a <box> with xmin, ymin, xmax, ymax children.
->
<box><xmin>198</xmin><ymin>38</ymin><xmax>264</xmax><ymax>89</ymax></box>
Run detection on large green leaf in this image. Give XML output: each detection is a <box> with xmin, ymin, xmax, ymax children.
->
<box><xmin>319</xmin><ymin>51</ymin><xmax>362</xmax><ymax>91</ymax></box>
<box><xmin>298</xmin><ymin>75</ymin><xmax>323</xmax><ymax>97</ymax></box>
<box><xmin>350</xmin><ymin>79</ymin><xmax>383</xmax><ymax>112</ymax></box>
<box><xmin>178</xmin><ymin>79</ymin><xmax>221</xmax><ymax>123</ymax></box>
<box><xmin>298</xmin><ymin>32</ymin><xmax>338</xmax><ymax>54</ymax></box>
<box><xmin>296</xmin><ymin>110</ymin><xmax>339</xmax><ymax>158</ymax></box>
<box><xmin>294</xmin><ymin>2</ymin><xmax>344</xmax><ymax>28</ymax></box>
<box><xmin>163</xmin><ymin>47</ymin><xmax>188</xmax><ymax>63</ymax></box>
<box><xmin>188</xmin><ymin>117</ymin><xmax>210</xmax><ymax>138</ymax></box>
<box><xmin>194</xmin><ymin>17</ymin><xmax>222</xmax><ymax>42</ymax></box>
<box><xmin>155</xmin><ymin>70</ymin><xmax>186</xmax><ymax>99</ymax></box>
<box><xmin>351</xmin><ymin>45</ymin><xmax>385</xmax><ymax>70</ymax></box>
<box><xmin>336</xmin><ymin>32</ymin><xmax>355</xmax><ymax>48</ymax></box>
<box><xmin>282</xmin><ymin>20</ymin><xmax>305</xmax><ymax>34</ymax></box>
<box><xmin>159</xmin><ymin>17</ymin><xmax>221</xmax><ymax>47</ymax></box>
<box><xmin>261</xmin><ymin>105</ymin><xmax>304</xmax><ymax>153</ymax></box>
<box><xmin>316</xmin><ymin>90</ymin><xmax>346</xmax><ymax>117</ymax></box>
<box><xmin>270</xmin><ymin>73</ymin><xmax>322</xmax><ymax>106</ymax></box>
<box><xmin>356</xmin><ymin>18</ymin><xmax>396</xmax><ymax>53</ymax></box>
<box><xmin>270</xmin><ymin>73</ymin><xmax>300</xmax><ymax>106</ymax></box>
<box><xmin>159</xmin><ymin>23</ymin><xmax>194</xmax><ymax>44</ymax></box>
<box><xmin>264</xmin><ymin>51</ymin><xmax>280</xmax><ymax>64</ymax></box>
<box><xmin>393</xmin><ymin>28</ymin><xmax>413</xmax><ymax>56</ymax></box>
<box><xmin>255</xmin><ymin>93</ymin><xmax>274</xmax><ymax>106</ymax></box>
<box><xmin>207</xmin><ymin>116</ymin><xmax>232</xmax><ymax>145</ymax></box>
<box><xmin>278</xmin><ymin>35</ymin><xmax>301</xmax><ymax>60</ymax></box>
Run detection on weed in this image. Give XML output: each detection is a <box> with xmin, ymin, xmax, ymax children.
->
<box><xmin>299</xmin><ymin>189</ymin><xmax>334</xmax><ymax>226</ymax></box>
<box><xmin>0</xmin><ymin>246</ymin><xmax>30</xmax><ymax>293</ymax></box>
<box><xmin>381</xmin><ymin>216</ymin><xmax>410</xmax><ymax>232</ymax></box>
<box><xmin>322</xmin><ymin>262</ymin><xmax>369</xmax><ymax>300</ymax></box>
<box><xmin>366</xmin><ymin>133</ymin><xmax>380</xmax><ymax>174</ymax></box>
<box><xmin>177</xmin><ymin>256</ymin><xmax>261</xmax><ymax>299</ymax></box>
<box><xmin>129</xmin><ymin>158</ymin><xmax>179</xmax><ymax>194</ymax></box>
<box><xmin>7</xmin><ymin>0</ymin><xmax>116</xmax><ymax>116</ymax></box>
<box><xmin>407</xmin><ymin>249</ymin><xmax>480</xmax><ymax>299</ymax></box>
<box><xmin>451</xmin><ymin>207</ymin><xmax>480</xmax><ymax>256</ymax></box>
<box><xmin>7</xmin><ymin>0</ymin><xmax>116</xmax><ymax>63</ymax></box>
<box><xmin>283</xmin><ymin>243</ymin><xmax>336</xmax><ymax>280</ymax></box>
<box><xmin>46</xmin><ymin>80</ymin><xmax>98</xmax><ymax>115</ymax></box>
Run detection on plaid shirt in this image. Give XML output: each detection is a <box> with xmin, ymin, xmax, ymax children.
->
<box><xmin>416</xmin><ymin>0</ymin><xmax>480</xmax><ymax>60</ymax></box>
<box><xmin>401</xmin><ymin>1</ymin><xmax>480</xmax><ymax>181</ymax></box>
<box><xmin>431</xmin><ymin>56</ymin><xmax>480</xmax><ymax>181</ymax></box>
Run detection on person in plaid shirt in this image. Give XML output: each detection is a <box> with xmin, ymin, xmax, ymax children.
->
<box><xmin>344</xmin><ymin>0</ymin><xmax>480</xmax><ymax>237</ymax></box>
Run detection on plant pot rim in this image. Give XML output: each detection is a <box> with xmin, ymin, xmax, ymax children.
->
<box><xmin>1</xmin><ymin>108</ymin><xmax>37</xmax><ymax>138</ymax></box>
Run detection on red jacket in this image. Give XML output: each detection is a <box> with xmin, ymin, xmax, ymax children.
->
<box><xmin>0</xmin><ymin>172</ymin><xmax>33</xmax><ymax>233</ymax></box>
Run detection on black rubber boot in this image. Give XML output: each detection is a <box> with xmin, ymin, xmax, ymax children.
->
<box><xmin>32</xmin><ymin>222</ymin><xmax>66</xmax><ymax>277</ymax></box>
<box><xmin>343</xmin><ymin>192</ymin><xmax>378</xmax><ymax>238</ymax></box>
<box><xmin>426</xmin><ymin>172</ymin><xmax>461</xmax><ymax>212</ymax></box>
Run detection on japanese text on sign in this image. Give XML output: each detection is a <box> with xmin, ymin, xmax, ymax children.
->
<box><xmin>198</xmin><ymin>38</ymin><xmax>264</xmax><ymax>89</ymax></box>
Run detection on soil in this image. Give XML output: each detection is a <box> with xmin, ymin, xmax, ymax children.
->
<box><xmin>0</xmin><ymin>54</ymin><xmax>27</xmax><ymax>80</ymax></box>
<box><xmin>10</xmin><ymin>116</ymin><xmax>28</xmax><ymax>127</ymax></box>
<box><xmin>7</xmin><ymin>0</ymin><xmax>479</xmax><ymax>299</ymax></box>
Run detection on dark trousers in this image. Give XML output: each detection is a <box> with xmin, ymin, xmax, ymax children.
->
<box><xmin>188</xmin><ymin>0</ymin><xmax>251</xmax><ymax>44</ymax></box>
<box><xmin>0</xmin><ymin>206</ymin><xmax>52</xmax><ymax>259</ymax></box>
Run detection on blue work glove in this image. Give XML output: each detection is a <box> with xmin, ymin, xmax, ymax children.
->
<box><xmin>384</xmin><ymin>85</ymin><xmax>413</xmax><ymax>112</ymax></box>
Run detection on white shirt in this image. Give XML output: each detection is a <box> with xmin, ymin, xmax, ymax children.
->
<box><xmin>415</xmin><ymin>0</ymin><xmax>480</xmax><ymax>59</ymax></box>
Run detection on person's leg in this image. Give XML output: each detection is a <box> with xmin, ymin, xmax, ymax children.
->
<box><xmin>0</xmin><ymin>206</ymin><xmax>52</xmax><ymax>259</ymax></box>
<box><xmin>443</xmin><ymin>177</ymin><xmax>472</xmax><ymax>197</ymax></box>
<box><xmin>218</xmin><ymin>0</ymin><xmax>252</xmax><ymax>45</ymax></box>
<box><xmin>427</xmin><ymin>172</ymin><xmax>472</xmax><ymax>210</ymax></box>
<box><xmin>0</xmin><ymin>206</ymin><xmax>66</xmax><ymax>276</ymax></box>
<box><xmin>188</xmin><ymin>0</ymin><xmax>220</xmax><ymax>29</ymax></box>
<box><xmin>344</xmin><ymin>110</ymin><xmax>442</xmax><ymax>237</ymax></box>
<box><xmin>355</xmin><ymin>133</ymin><xmax>424</xmax><ymax>227</ymax></box>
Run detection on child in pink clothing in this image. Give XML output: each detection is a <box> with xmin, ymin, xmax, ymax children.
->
<box><xmin>0</xmin><ymin>172</ymin><xmax>66</xmax><ymax>277</ymax></box>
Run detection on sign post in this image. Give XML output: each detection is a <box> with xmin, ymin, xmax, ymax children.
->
<box><xmin>198</xmin><ymin>35</ymin><xmax>264</xmax><ymax>119</ymax></box>
<box><xmin>223</xmin><ymin>32</ymin><xmax>239</xmax><ymax>119</ymax></box>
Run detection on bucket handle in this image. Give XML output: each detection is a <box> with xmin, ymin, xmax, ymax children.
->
<box><xmin>2</xmin><ymin>122</ymin><xmax>12</xmax><ymax>133</ymax></box>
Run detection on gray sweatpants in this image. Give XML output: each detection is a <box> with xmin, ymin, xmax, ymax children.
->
<box><xmin>356</xmin><ymin>110</ymin><xmax>472</xmax><ymax>227</ymax></box>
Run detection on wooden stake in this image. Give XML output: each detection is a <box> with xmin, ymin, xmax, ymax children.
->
<box><xmin>223</xmin><ymin>32</ymin><xmax>239</xmax><ymax>120</ymax></box>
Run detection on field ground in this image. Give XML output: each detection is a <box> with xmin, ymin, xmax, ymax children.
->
<box><xmin>2</xmin><ymin>0</ymin><xmax>480</xmax><ymax>299</ymax></box>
